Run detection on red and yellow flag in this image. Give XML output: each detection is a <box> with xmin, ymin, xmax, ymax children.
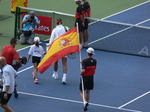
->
<box><xmin>38</xmin><ymin>27</ymin><xmax>80</xmax><ymax>74</ymax></box>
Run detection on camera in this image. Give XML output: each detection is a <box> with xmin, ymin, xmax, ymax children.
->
<box><xmin>30</xmin><ymin>15</ymin><xmax>35</xmax><ymax>20</ymax></box>
<box><xmin>12</xmin><ymin>56</ymin><xmax>27</xmax><ymax>71</ymax></box>
<box><xmin>19</xmin><ymin>56</ymin><xmax>27</xmax><ymax>64</ymax></box>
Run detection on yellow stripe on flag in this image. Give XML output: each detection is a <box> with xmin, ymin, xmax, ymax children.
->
<box><xmin>38</xmin><ymin>27</ymin><xmax>79</xmax><ymax>73</ymax></box>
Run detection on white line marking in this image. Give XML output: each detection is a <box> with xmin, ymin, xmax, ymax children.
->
<box><xmin>118</xmin><ymin>91</ymin><xmax>150</xmax><ymax>109</ymax></box>
<box><xmin>17</xmin><ymin>66</ymin><xmax>33</xmax><ymax>74</ymax></box>
<box><xmin>18</xmin><ymin>91</ymin><xmax>142</xmax><ymax>112</ymax></box>
<box><xmin>17</xmin><ymin>39</ymin><xmax>49</xmax><ymax>52</ymax></box>
<box><xmin>102</xmin><ymin>1</ymin><xmax>150</xmax><ymax>20</ymax></box>
<box><xmin>17</xmin><ymin>46</ymin><xmax>31</xmax><ymax>52</ymax></box>
<box><xmin>89</xmin><ymin>17</ymin><xmax>150</xmax><ymax>45</ymax></box>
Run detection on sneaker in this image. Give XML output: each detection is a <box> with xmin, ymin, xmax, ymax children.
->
<box><xmin>32</xmin><ymin>72</ymin><xmax>35</xmax><ymax>79</ymax></box>
<box><xmin>62</xmin><ymin>76</ymin><xmax>66</xmax><ymax>84</ymax></box>
<box><xmin>52</xmin><ymin>73</ymin><xmax>58</xmax><ymax>79</ymax></box>
<box><xmin>83</xmin><ymin>103</ymin><xmax>89</xmax><ymax>111</ymax></box>
<box><xmin>34</xmin><ymin>79</ymin><xmax>38</xmax><ymax>84</ymax></box>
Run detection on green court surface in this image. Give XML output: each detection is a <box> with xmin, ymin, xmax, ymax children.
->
<box><xmin>0</xmin><ymin>0</ymin><xmax>148</xmax><ymax>52</ymax></box>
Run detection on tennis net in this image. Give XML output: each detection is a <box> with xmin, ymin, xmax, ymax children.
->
<box><xmin>88</xmin><ymin>18</ymin><xmax>150</xmax><ymax>57</ymax></box>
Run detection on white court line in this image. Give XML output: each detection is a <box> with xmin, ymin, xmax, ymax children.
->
<box><xmin>118</xmin><ymin>91</ymin><xmax>150</xmax><ymax>109</ymax></box>
<box><xmin>89</xmin><ymin>17</ymin><xmax>150</xmax><ymax>45</ymax></box>
<box><xmin>102</xmin><ymin>1</ymin><xmax>150</xmax><ymax>20</ymax></box>
<box><xmin>17</xmin><ymin>66</ymin><xmax>33</xmax><ymax>74</ymax></box>
<box><xmin>18</xmin><ymin>91</ymin><xmax>142</xmax><ymax>112</ymax></box>
<box><xmin>17</xmin><ymin>45</ymin><xmax>31</xmax><ymax>52</ymax></box>
<box><xmin>17</xmin><ymin>38</ymin><xmax>49</xmax><ymax>52</ymax></box>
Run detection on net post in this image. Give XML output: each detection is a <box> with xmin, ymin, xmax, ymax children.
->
<box><xmin>76</xmin><ymin>22</ymin><xmax>86</xmax><ymax>106</ymax></box>
<box><xmin>14</xmin><ymin>6</ymin><xmax>19</xmax><ymax>39</ymax></box>
<box><xmin>52</xmin><ymin>11</ymin><xmax>56</xmax><ymax>29</ymax></box>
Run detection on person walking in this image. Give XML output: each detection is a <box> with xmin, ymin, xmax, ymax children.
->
<box><xmin>49</xmin><ymin>18</ymin><xmax>69</xmax><ymax>84</ymax></box>
<box><xmin>80</xmin><ymin>47</ymin><xmax>97</xmax><ymax>111</ymax></box>
<box><xmin>0</xmin><ymin>56</ymin><xmax>16</xmax><ymax>112</ymax></box>
<box><xmin>27</xmin><ymin>37</ymin><xmax>45</xmax><ymax>84</ymax></box>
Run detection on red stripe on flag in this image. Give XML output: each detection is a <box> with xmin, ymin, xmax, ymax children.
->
<box><xmin>38</xmin><ymin>45</ymin><xmax>79</xmax><ymax>74</ymax></box>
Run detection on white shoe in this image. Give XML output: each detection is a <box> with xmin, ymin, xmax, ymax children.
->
<box><xmin>52</xmin><ymin>73</ymin><xmax>58</xmax><ymax>79</ymax></box>
<box><xmin>62</xmin><ymin>76</ymin><xmax>66</xmax><ymax>84</ymax></box>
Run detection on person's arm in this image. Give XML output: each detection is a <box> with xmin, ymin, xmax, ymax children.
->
<box><xmin>80</xmin><ymin>69</ymin><xmax>85</xmax><ymax>75</ymax></box>
<box><xmin>32</xmin><ymin>16</ymin><xmax>39</xmax><ymax>27</ymax></box>
<box><xmin>80</xmin><ymin>60</ymin><xmax>86</xmax><ymax>75</ymax></box>
<box><xmin>27</xmin><ymin>46</ymin><xmax>33</xmax><ymax>62</ymax></box>
<box><xmin>27</xmin><ymin>55</ymin><xmax>31</xmax><ymax>62</ymax></box>
<box><xmin>13</xmin><ymin>50</ymin><xmax>22</xmax><ymax>67</ymax></box>
<box><xmin>3</xmin><ymin>71</ymin><xmax>10</xmax><ymax>99</ymax></box>
<box><xmin>77</xmin><ymin>6</ymin><xmax>85</xmax><ymax>26</ymax></box>
<box><xmin>80</xmin><ymin>15</ymin><xmax>85</xmax><ymax>27</ymax></box>
<box><xmin>41</xmin><ymin>46</ymin><xmax>46</xmax><ymax>55</ymax></box>
<box><xmin>22</xmin><ymin>15</ymin><xmax>30</xmax><ymax>24</ymax></box>
<box><xmin>49</xmin><ymin>29</ymin><xmax>56</xmax><ymax>45</ymax></box>
<box><xmin>4</xmin><ymin>86</ymin><xmax>10</xmax><ymax>99</ymax></box>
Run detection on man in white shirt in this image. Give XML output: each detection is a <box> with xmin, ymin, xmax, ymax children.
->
<box><xmin>49</xmin><ymin>18</ymin><xmax>69</xmax><ymax>84</ymax></box>
<box><xmin>0</xmin><ymin>56</ymin><xmax>16</xmax><ymax>112</ymax></box>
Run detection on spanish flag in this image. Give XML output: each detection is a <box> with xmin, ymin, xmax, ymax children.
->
<box><xmin>38</xmin><ymin>27</ymin><xmax>80</xmax><ymax>74</ymax></box>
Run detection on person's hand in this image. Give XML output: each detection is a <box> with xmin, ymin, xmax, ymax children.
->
<box><xmin>32</xmin><ymin>19</ymin><xmax>36</xmax><ymax>23</ymax></box>
<box><xmin>27</xmin><ymin>59</ymin><xmax>29</xmax><ymax>63</ymax></box>
<box><xmin>4</xmin><ymin>93</ymin><xmax>8</xmax><ymax>99</ymax></box>
<box><xmin>27</xmin><ymin>16</ymin><xmax>32</xmax><ymax>22</ymax></box>
<box><xmin>82</xmin><ymin>22</ymin><xmax>85</xmax><ymax>27</ymax></box>
<box><xmin>88</xmin><ymin>19</ymin><xmax>91</xmax><ymax>23</ymax></box>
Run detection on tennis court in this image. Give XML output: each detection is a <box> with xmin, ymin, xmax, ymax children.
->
<box><xmin>1</xmin><ymin>1</ymin><xmax>150</xmax><ymax>112</ymax></box>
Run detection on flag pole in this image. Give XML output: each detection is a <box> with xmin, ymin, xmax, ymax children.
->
<box><xmin>76</xmin><ymin>23</ymin><xmax>86</xmax><ymax>105</ymax></box>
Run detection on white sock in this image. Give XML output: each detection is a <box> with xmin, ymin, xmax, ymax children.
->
<box><xmin>54</xmin><ymin>71</ymin><xmax>57</xmax><ymax>75</ymax></box>
<box><xmin>63</xmin><ymin>73</ymin><xmax>67</xmax><ymax>78</ymax></box>
<box><xmin>84</xmin><ymin>101</ymin><xmax>87</xmax><ymax>106</ymax></box>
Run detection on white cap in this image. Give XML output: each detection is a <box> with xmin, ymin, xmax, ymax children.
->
<box><xmin>86</xmin><ymin>47</ymin><xmax>95</xmax><ymax>54</ymax></box>
<box><xmin>34</xmin><ymin>37</ymin><xmax>40</xmax><ymax>42</ymax></box>
<box><xmin>75</xmin><ymin>0</ymin><xmax>82</xmax><ymax>1</ymax></box>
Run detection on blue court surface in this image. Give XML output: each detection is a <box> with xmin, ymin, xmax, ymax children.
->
<box><xmin>1</xmin><ymin>1</ymin><xmax>150</xmax><ymax>112</ymax></box>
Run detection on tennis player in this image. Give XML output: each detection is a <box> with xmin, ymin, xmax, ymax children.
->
<box><xmin>0</xmin><ymin>56</ymin><xmax>16</xmax><ymax>112</ymax></box>
<box><xmin>27</xmin><ymin>37</ymin><xmax>45</xmax><ymax>84</ymax></box>
<box><xmin>74</xmin><ymin>0</ymin><xmax>85</xmax><ymax>46</ymax></box>
<box><xmin>80</xmin><ymin>47</ymin><xmax>97</xmax><ymax>111</ymax></box>
<box><xmin>49</xmin><ymin>18</ymin><xmax>69</xmax><ymax>84</ymax></box>
<box><xmin>82</xmin><ymin>0</ymin><xmax>91</xmax><ymax>47</ymax></box>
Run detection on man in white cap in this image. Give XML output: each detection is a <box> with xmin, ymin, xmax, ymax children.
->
<box><xmin>20</xmin><ymin>11</ymin><xmax>39</xmax><ymax>45</ymax></box>
<box><xmin>27</xmin><ymin>37</ymin><xmax>45</xmax><ymax>84</ymax></box>
<box><xmin>80</xmin><ymin>47</ymin><xmax>97</xmax><ymax>111</ymax></box>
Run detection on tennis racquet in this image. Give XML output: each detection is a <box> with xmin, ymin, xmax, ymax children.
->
<box><xmin>67</xmin><ymin>52</ymin><xmax>79</xmax><ymax>59</ymax></box>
